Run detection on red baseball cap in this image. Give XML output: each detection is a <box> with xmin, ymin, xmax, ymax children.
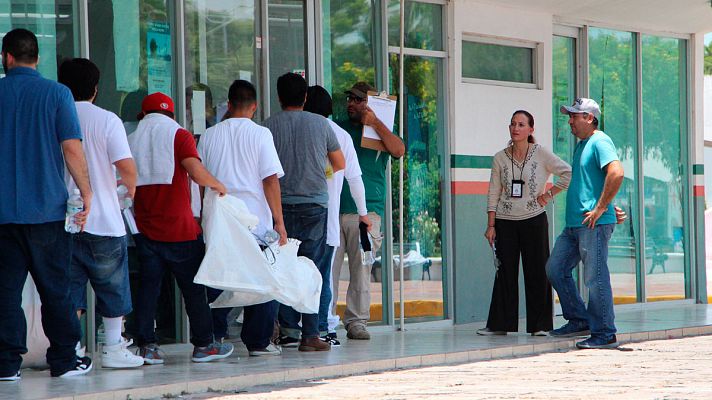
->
<box><xmin>141</xmin><ymin>92</ymin><xmax>175</xmax><ymax>114</ymax></box>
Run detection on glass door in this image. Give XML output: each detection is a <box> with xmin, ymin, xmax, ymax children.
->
<box><xmin>387</xmin><ymin>0</ymin><xmax>448</xmax><ymax>322</ymax></box>
<box><xmin>87</xmin><ymin>0</ymin><xmax>182</xmax><ymax>344</ymax></box>
<box><xmin>266</xmin><ymin>0</ymin><xmax>307</xmax><ymax>116</ymax></box>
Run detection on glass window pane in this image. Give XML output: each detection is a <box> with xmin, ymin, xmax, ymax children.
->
<box><xmin>322</xmin><ymin>0</ymin><xmax>376</xmax><ymax>123</ymax></box>
<box><xmin>322</xmin><ymin>0</ymin><xmax>384</xmax><ymax>325</ymax></box>
<box><xmin>267</xmin><ymin>0</ymin><xmax>305</xmax><ymax>115</ymax></box>
<box><xmin>551</xmin><ymin>35</ymin><xmax>576</xmax><ymax>235</ymax></box>
<box><xmin>642</xmin><ymin>35</ymin><xmax>688</xmax><ymax>301</ymax></box>
<box><xmin>88</xmin><ymin>0</ymin><xmax>182</xmax><ymax>344</ymax></box>
<box><xmin>461</xmin><ymin>40</ymin><xmax>533</xmax><ymax>84</ymax></box>
<box><xmin>0</xmin><ymin>0</ymin><xmax>79</xmax><ymax>80</ymax></box>
<box><xmin>389</xmin><ymin>54</ymin><xmax>446</xmax><ymax>321</ymax></box>
<box><xmin>387</xmin><ymin>0</ymin><xmax>443</xmax><ymax>51</ymax></box>
<box><xmin>588</xmin><ymin>27</ymin><xmax>640</xmax><ymax>303</ymax></box>
<box><xmin>184</xmin><ymin>1</ymin><xmax>259</xmax><ymax>128</ymax></box>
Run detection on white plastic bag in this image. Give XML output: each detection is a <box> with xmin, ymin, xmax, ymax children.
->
<box><xmin>211</xmin><ymin>240</ymin><xmax>322</xmax><ymax>314</ymax></box>
<box><xmin>194</xmin><ymin>191</ymin><xmax>276</xmax><ymax>295</ymax></box>
<box><xmin>195</xmin><ymin>191</ymin><xmax>322</xmax><ymax>313</ymax></box>
<box><xmin>21</xmin><ymin>276</ymin><xmax>50</xmax><ymax>368</ymax></box>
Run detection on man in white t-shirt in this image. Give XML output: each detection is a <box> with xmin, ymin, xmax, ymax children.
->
<box><xmin>58</xmin><ymin>58</ymin><xmax>144</xmax><ymax>368</ymax></box>
<box><xmin>303</xmin><ymin>85</ymin><xmax>370</xmax><ymax>346</ymax></box>
<box><xmin>198</xmin><ymin>79</ymin><xmax>287</xmax><ymax>356</ymax></box>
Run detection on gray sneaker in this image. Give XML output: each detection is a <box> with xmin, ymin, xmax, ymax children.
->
<box><xmin>192</xmin><ymin>341</ymin><xmax>234</xmax><ymax>363</ymax></box>
<box><xmin>137</xmin><ymin>344</ymin><xmax>164</xmax><ymax>365</ymax></box>
<box><xmin>347</xmin><ymin>324</ymin><xmax>371</xmax><ymax>340</ymax></box>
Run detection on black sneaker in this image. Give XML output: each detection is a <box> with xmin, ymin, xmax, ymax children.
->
<box><xmin>321</xmin><ymin>332</ymin><xmax>341</xmax><ymax>347</ymax></box>
<box><xmin>53</xmin><ymin>356</ymin><xmax>93</xmax><ymax>377</ymax></box>
<box><xmin>274</xmin><ymin>334</ymin><xmax>300</xmax><ymax>348</ymax></box>
<box><xmin>0</xmin><ymin>371</ymin><xmax>20</xmax><ymax>381</ymax></box>
<box><xmin>576</xmin><ymin>335</ymin><xmax>620</xmax><ymax>349</ymax></box>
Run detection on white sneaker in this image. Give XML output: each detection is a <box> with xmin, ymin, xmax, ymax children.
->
<box><xmin>75</xmin><ymin>341</ymin><xmax>85</xmax><ymax>358</ymax></box>
<box><xmin>101</xmin><ymin>339</ymin><xmax>144</xmax><ymax>368</ymax></box>
<box><xmin>248</xmin><ymin>343</ymin><xmax>282</xmax><ymax>356</ymax></box>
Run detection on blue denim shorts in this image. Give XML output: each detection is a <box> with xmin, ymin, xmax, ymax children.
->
<box><xmin>69</xmin><ymin>233</ymin><xmax>132</xmax><ymax>317</ymax></box>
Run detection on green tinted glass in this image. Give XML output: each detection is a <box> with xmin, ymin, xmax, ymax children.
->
<box><xmin>461</xmin><ymin>41</ymin><xmax>533</xmax><ymax>83</ymax></box>
<box><xmin>388</xmin><ymin>0</ymin><xmax>443</xmax><ymax>51</ymax></box>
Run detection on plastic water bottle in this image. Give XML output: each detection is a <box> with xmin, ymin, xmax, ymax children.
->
<box><xmin>359</xmin><ymin>221</ymin><xmax>375</xmax><ymax>266</ymax></box>
<box><xmin>117</xmin><ymin>184</ymin><xmax>132</xmax><ymax>209</ymax></box>
<box><xmin>64</xmin><ymin>189</ymin><xmax>83</xmax><ymax>233</ymax></box>
<box><xmin>263</xmin><ymin>229</ymin><xmax>280</xmax><ymax>245</ymax></box>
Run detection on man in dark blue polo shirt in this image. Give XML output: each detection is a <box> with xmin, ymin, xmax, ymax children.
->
<box><xmin>0</xmin><ymin>28</ymin><xmax>94</xmax><ymax>379</ymax></box>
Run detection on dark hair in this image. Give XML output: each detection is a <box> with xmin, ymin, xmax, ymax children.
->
<box><xmin>592</xmin><ymin>116</ymin><xmax>599</xmax><ymax>128</ymax></box>
<box><xmin>1</xmin><ymin>28</ymin><xmax>39</xmax><ymax>64</ymax></box>
<box><xmin>227</xmin><ymin>79</ymin><xmax>257</xmax><ymax>109</ymax></box>
<box><xmin>303</xmin><ymin>85</ymin><xmax>333</xmax><ymax>118</ymax></box>
<box><xmin>137</xmin><ymin>109</ymin><xmax>174</xmax><ymax>121</ymax></box>
<box><xmin>511</xmin><ymin>109</ymin><xmax>536</xmax><ymax>144</ymax></box>
<box><xmin>276</xmin><ymin>72</ymin><xmax>307</xmax><ymax>108</ymax></box>
<box><xmin>58</xmin><ymin>58</ymin><xmax>100</xmax><ymax>101</ymax></box>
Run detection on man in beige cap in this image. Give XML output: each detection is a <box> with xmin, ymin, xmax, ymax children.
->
<box><xmin>329</xmin><ymin>82</ymin><xmax>405</xmax><ymax>341</ymax></box>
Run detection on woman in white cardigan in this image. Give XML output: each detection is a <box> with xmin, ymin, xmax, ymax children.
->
<box><xmin>478</xmin><ymin>110</ymin><xmax>571</xmax><ymax>336</ymax></box>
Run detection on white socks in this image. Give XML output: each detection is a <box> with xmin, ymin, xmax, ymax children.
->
<box><xmin>103</xmin><ymin>316</ymin><xmax>123</xmax><ymax>346</ymax></box>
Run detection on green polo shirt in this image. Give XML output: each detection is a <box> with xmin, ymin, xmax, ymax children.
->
<box><xmin>338</xmin><ymin>120</ymin><xmax>390</xmax><ymax>217</ymax></box>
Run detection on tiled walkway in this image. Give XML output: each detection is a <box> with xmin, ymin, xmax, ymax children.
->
<box><xmin>3</xmin><ymin>303</ymin><xmax>712</xmax><ymax>400</ymax></box>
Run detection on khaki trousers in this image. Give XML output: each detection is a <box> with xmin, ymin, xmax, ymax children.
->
<box><xmin>331</xmin><ymin>212</ymin><xmax>382</xmax><ymax>329</ymax></box>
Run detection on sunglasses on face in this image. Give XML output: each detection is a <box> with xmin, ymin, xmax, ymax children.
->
<box><xmin>346</xmin><ymin>95</ymin><xmax>365</xmax><ymax>104</ymax></box>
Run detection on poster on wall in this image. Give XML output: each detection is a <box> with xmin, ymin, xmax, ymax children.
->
<box><xmin>146</xmin><ymin>21</ymin><xmax>172</xmax><ymax>97</ymax></box>
<box><xmin>113</xmin><ymin>0</ymin><xmax>140</xmax><ymax>92</ymax></box>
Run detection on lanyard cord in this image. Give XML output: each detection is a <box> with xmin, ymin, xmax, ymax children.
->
<box><xmin>510</xmin><ymin>143</ymin><xmax>530</xmax><ymax>181</ymax></box>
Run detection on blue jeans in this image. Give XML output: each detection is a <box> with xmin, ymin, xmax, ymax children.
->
<box><xmin>318</xmin><ymin>246</ymin><xmax>335</xmax><ymax>334</ymax></box>
<box><xmin>0</xmin><ymin>222</ymin><xmax>80</xmax><ymax>377</ymax></box>
<box><xmin>133</xmin><ymin>234</ymin><xmax>213</xmax><ymax>347</ymax></box>
<box><xmin>69</xmin><ymin>233</ymin><xmax>132</xmax><ymax>317</ymax></box>
<box><xmin>546</xmin><ymin>224</ymin><xmax>616</xmax><ymax>340</ymax></box>
<box><xmin>278</xmin><ymin>203</ymin><xmax>329</xmax><ymax>339</ymax></box>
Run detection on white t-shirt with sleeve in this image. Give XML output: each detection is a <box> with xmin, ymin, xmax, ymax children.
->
<box><xmin>198</xmin><ymin>118</ymin><xmax>284</xmax><ymax>236</ymax></box>
<box><xmin>65</xmin><ymin>101</ymin><xmax>133</xmax><ymax>237</ymax></box>
<box><xmin>326</xmin><ymin>119</ymin><xmax>364</xmax><ymax>247</ymax></box>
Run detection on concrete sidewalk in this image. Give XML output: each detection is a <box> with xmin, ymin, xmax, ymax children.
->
<box><xmin>216</xmin><ymin>335</ymin><xmax>712</xmax><ymax>400</ymax></box>
<box><xmin>2</xmin><ymin>303</ymin><xmax>711</xmax><ymax>400</ymax></box>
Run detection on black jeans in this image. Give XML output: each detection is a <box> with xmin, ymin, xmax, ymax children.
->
<box><xmin>486</xmin><ymin>213</ymin><xmax>553</xmax><ymax>333</ymax></box>
<box><xmin>278</xmin><ymin>203</ymin><xmax>328</xmax><ymax>339</ymax></box>
<box><xmin>0</xmin><ymin>222</ymin><xmax>80</xmax><ymax>377</ymax></box>
<box><xmin>133</xmin><ymin>234</ymin><xmax>213</xmax><ymax>347</ymax></box>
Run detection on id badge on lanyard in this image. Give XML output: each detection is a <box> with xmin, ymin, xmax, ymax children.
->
<box><xmin>510</xmin><ymin>144</ymin><xmax>529</xmax><ymax>199</ymax></box>
<box><xmin>511</xmin><ymin>180</ymin><xmax>524</xmax><ymax>198</ymax></box>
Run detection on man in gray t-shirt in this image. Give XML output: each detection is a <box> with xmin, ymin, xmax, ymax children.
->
<box><xmin>262</xmin><ymin>73</ymin><xmax>344</xmax><ymax>352</ymax></box>
<box><xmin>264</xmin><ymin>110</ymin><xmax>340</xmax><ymax>205</ymax></box>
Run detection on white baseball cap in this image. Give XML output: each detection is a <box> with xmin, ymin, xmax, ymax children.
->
<box><xmin>560</xmin><ymin>98</ymin><xmax>601</xmax><ymax>119</ymax></box>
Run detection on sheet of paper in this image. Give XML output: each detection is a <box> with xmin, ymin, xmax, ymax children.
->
<box><xmin>191</xmin><ymin>90</ymin><xmax>206</xmax><ymax>136</ymax></box>
<box><xmin>363</xmin><ymin>95</ymin><xmax>397</xmax><ymax>141</ymax></box>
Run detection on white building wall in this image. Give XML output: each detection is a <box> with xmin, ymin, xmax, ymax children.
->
<box><xmin>705</xmin><ymin>75</ymin><xmax>712</xmax><ymax>143</ymax></box>
<box><xmin>451</xmin><ymin>1</ymin><xmax>553</xmax><ymax>163</ymax></box>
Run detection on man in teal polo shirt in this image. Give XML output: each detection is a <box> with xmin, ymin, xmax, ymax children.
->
<box><xmin>332</xmin><ymin>82</ymin><xmax>405</xmax><ymax>340</ymax></box>
<box><xmin>546</xmin><ymin>98</ymin><xmax>625</xmax><ymax>350</ymax></box>
<box><xmin>0</xmin><ymin>29</ymin><xmax>94</xmax><ymax>378</ymax></box>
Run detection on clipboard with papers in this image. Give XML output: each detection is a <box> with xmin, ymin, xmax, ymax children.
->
<box><xmin>361</xmin><ymin>91</ymin><xmax>397</xmax><ymax>151</ymax></box>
